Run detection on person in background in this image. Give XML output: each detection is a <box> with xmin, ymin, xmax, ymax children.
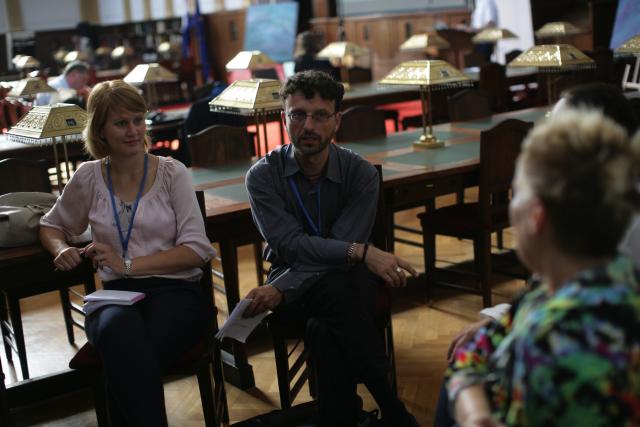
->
<box><xmin>36</xmin><ymin>60</ymin><xmax>91</xmax><ymax>107</ymax></box>
<box><xmin>244</xmin><ymin>70</ymin><xmax>419</xmax><ymax>426</ymax></box>
<box><xmin>448</xmin><ymin>109</ymin><xmax>640</xmax><ymax>426</ymax></box>
<box><xmin>293</xmin><ymin>31</ymin><xmax>340</xmax><ymax>80</ymax></box>
<box><xmin>39</xmin><ymin>80</ymin><xmax>215</xmax><ymax>426</ymax></box>
<box><xmin>470</xmin><ymin>0</ymin><xmax>498</xmax><ymax>62</ymax></box>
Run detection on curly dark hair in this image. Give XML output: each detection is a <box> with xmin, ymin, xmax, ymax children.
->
<box><xmin>279</xmin><ymin>70</ymin><xmax>344</xmax><ymax>112</ymax></box>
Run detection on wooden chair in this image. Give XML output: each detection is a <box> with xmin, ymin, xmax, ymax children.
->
<box><xmin>266</xmin><ymin>165</ymin><xmax>397</xmax><ymax>409</ymax></box>
<box><xmin>479</xmin><ymin>63</ymin><xmax>508</xmax><ymax>112</ymax></box>
<box><xmin>68</xmin><ymin>191</ymin><xmax>229</xmax><ymax>427</ymax></box>
<box><xmin>335</xmin><ymin>105</ymin><xmax>387</xmax><ymax>142</ymax></box>
<box><xmin>418</xmin><ymin>119</ymin><xmax>533</xmax><ymax>307</ymax></box>
<box><xmin>0</xmin><ymin>158</ymin><xmax>95</xmax><ymax>380</ymax></box>
<box><xmin>447</xmin><ymin>89</ymin><xmax>492</xmax><ymax>122</ymax></box>
<box><xmin>187</xmin><ymin>124</ymin><xmax>255</xmax><ymax>167</ymax></box>
<box><xmin>2</xmin><ymin>99</ymin><xmax>19</xmax><ymax>127</ymax></box>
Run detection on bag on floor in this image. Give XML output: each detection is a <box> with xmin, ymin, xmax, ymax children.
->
<box><xmin>0</xmin><ymin>192</ymin><xmax>57</xmax><ymax>247</ymax></box>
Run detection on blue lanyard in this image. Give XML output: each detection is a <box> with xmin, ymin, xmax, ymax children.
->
<box><xmin>106</xmin><ymin>154</ymin><xmax>148</xmax><ymax>259</ymax></box>
<box><xmin>288</xmin><ymin>176</ymin><xmax>322</xmax><ymax>236</ymax></box>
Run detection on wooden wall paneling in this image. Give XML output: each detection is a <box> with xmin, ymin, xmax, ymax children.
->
<box><xmin>205</xmin><ymin>9</ymin><xmax>246</xmax><ymax>83</ymax></box>
<box><xmin>310</xmin><ymin>18</ymin><xmax>339</xmax><ymax>45</ymax></box>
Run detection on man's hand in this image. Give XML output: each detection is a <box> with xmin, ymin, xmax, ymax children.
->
<box><xmin>447</xmin><ymin>317</ymin><xmax>492</xmax><ymax>363</ymax></box>
<box><xmin>85</xmin><ymin>242</ymin><xmax>124</xmax><ymax>274</ymax></box>
<box><xmin>243</xmin><ymin>286</ymin><xmax>283</xmax><ymax>318</ymax></box>
<box><xmin>364</xmin><ymin>245</ymin><xmax>418</xmax><ymax>287</ymax></box>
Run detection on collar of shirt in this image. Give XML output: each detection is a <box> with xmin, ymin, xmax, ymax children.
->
<box><xmin>283</xmin><ymin>143</ymin><xmax>343</xmax><ymax>184</ymax></box>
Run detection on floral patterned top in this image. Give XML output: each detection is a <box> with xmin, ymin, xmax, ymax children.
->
<box><xmin>446</xmin><ymin>255</ymin><xmax>640</xmax><ymax>426</ymax></box>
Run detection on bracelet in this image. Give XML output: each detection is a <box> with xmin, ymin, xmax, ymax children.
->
<box><xmin>123</xmin><ymin>259</ymin><xmax>133</xmax><ymax>277</ymax></box>
<box><xmin>346</xmin><ymin>243</ymin><xmax>358</xmax><ymax>265</ymax></box>
<box><xmin>361</xmin><ymin>243</ymin><xmax>369</xmax><ymax>263</ymax></box>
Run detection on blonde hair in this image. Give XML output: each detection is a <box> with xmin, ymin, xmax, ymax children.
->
<box><xmin>83</xmin><ymin>80</ymin><xmax>150</xmax><ymax>159</ymax></box>
<box><xmin>519</xmin><ymin>108</ymin><xmax>640</xmax><ymax>257</ymax></box>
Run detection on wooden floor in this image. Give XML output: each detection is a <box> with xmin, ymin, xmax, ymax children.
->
<box><xmin>3</xmin><ymin>192</ymin><xmax>526</xmax><ymax>427</ymax></box>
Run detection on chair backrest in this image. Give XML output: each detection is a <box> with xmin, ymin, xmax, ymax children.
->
<box><xmin>3</xmin><ymin>99</ymin><xmax>19</xmax><ymax>127</ymax></box>
<box><xmin>371</xmin><ymin>164</ymin><xmax>388</xmax><ymax>252</ymax></box>
<box><xmin>0</xmin><ymin>100</ymin><xmax>8</xmax><ymax>131</ymax></box>
<box><xmin>447</xmin><ymin>89</ymin><xmax>492</xmax><ymax>122</ymax></box>
<box><xmin>195</xmin><ymin>190</ymin><xmax>216</xmax><ymax>320</ymax></box>
<box><xmin>335</xmin><ymin>105</ymin><xmax>386</xmax><ymax>142</ymax></box>
<box><xmin>0</xmin><ymin>158</ymin><xmax>52</xmax><ymax>195</ymax></box>
<box><xmin>478</xmin><ymin>119</ymin><xmax>533</xmax><ymax>223</ymax></box>
<box><xmin>187</xmin><ymin>124</ymin><xmax>254</xmax><ymax>167</ymax></box>
<box><xmin>346</xmin><ymin>67</ymin><xmax>372</xmax><ymax>84</ymax></box>
<box><xmin>479</xmin><ymin>62</ymin><xmax>507</xmax><ymax>112</ymax></box>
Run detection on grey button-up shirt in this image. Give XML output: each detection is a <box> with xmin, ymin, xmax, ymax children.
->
<box><xmin>246</xmin><ymin>143</ymin><xmax>379</xmax><ymax>299</ymax></box>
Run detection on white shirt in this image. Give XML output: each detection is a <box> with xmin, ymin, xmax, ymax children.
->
<box><xmin>471</xmin><ymin>0</ymin><xmax>498</xmax><ymax>30</ymax></box>
<box><xmin>35</xmin><ymin>75</ymin><xmax>74</xmax><ymax>106</ymax></box>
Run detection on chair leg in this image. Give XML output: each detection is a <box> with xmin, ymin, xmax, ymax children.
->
<box><xmin>0</xmin><ymin>295</ymin><xmax>12</xmax><ymax>364</ymax></box>
<box><xmin>7</xmin><ymin>296</ymin><xmax>29</xmax><ymax>379</ymax></box>
<box><xmin>422</xmin><ymin>224</ymin><xmax>437</xmax><ymax>302</ymax></box>
<box><xmin>253</xmin><ymin>242</ymin><xmax>265</xmax><ymax>287</ymax></box>
<box><xmin>271</xmin><ymin>326</ymin><xmax>293</xmax><ymax>409</ymax></box>
<box><xmin>456</xmin><ymin>189</ymin><xmax>465</xmax><ymax>205</ymax></box>
<box><xmin>477</xmin><ymin>232</ymin><xmax>493</xmax><ymax>308</ymax></box>
<box><xmin>384</xmin><ymin>318</ymin><xmax>398</xmax><ymax>395</ymax></box>
<box><xmin>58</xmin><ymin>288</ymin><xmax>75</xmax><ymax>345</ymax></box>
<box><xmin>212</xmin><ymin>342</ymin><xmax>229</xmax><ymax>423</ymax></box>
<box><xmin>496</xmin><ymin>230</ymin><xmax>504</xmax><ymax>250</ymax></box>
<box><xmin>196</xmin><ymin>363</ymin><xmax>218</xmax><ymax>427</ymax></box>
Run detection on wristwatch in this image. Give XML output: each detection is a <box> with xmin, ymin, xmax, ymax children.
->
<box><xmin>124</xmin><ymin>259</ymin><xmax>133</xmax><ymax>277</ymax></box>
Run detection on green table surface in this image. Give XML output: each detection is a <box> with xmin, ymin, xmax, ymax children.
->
<box><xmin>454</xmin><ymin>108</ymin><xmax>547</xmax><ymax>130</ymax></box>
<box><xmin>385</xmin><ymin>141</ymin><xmax>479</xmax><ymax>167</ymax></box>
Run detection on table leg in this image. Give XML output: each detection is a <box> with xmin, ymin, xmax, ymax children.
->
<box><xmin>218</xmin><ymin>239</ymin><xmax>256</xmax><ymax>389</ymax></box>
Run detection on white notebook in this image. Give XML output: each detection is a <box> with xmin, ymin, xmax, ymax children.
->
<box><xmin>83</xmin><ymin>290</ymin><xmax>146</xmax><ymax>315</ymax></box>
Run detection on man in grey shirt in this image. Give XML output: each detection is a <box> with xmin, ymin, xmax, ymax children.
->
<box><xmin>244</xmin><ymin>70</ymin><xmax>418</xmax><ymax>426</ymax></box>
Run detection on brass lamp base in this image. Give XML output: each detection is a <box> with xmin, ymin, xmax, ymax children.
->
<box><xmin>413</xmin><ymin>133</ymin><xmax>445</xmax><ymax>149</ymax></box>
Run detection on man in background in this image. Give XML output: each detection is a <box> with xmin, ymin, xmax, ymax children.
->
<box><xmin>36</xmin><ymin>60</ymin><xmax>91</xmax><ymax>107</ymax></box>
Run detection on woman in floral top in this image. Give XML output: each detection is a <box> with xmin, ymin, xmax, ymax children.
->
<box><xmin>446</xmin><ymin>109</ymin><xmax>640</xmax><ymax>427</ymax></box>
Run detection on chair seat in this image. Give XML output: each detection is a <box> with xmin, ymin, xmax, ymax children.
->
<box><xmin>69</xmin><ymin>339</ymin><xmax>207</xmax><ymax>371</ymax></box>
<box><xmin>418</xmin><ymin>202</ymin><xmax>509</xmax><ymax>236</ymax></box>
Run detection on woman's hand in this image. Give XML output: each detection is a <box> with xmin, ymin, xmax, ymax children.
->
<box><xmin>85</xmin><ymin>242</ymin><xmax>124</xmax><ymax>274</ymax></box>
<box><xmin>53</xmin><ymin>246</ymin><xmax>85</xmax><ymax>271</ymax></box>
<box><xmin>447</xmin><ymin>317</ymin><xmax>493</xmax><ymax>363</ymax></box>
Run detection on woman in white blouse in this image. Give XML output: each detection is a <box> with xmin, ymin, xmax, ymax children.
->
<box><xmin>39</xmin><ymin>80</ymin><xmax>216</xmax><ymax>426</ymax></box>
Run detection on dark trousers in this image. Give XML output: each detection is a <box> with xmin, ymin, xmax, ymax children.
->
<box><xmin>278</xmin><ymin>265</ymin><xmax>391</xmax><ymax>427</ymax></box>
<box><xmin>433</xmin><ymin>382</ymin><xmax>456</xmax><ymax>427</ymax></box>
<box><xmin>85</xmin><ymin>278</ymin><xmax>208</xmax><ymax>427</ymax></box>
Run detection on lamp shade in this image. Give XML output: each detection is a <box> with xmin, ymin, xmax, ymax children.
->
<box><xmin>615</xmin><ymin>34</ymin><xmax>640</xmax><ymax>56</ymax></box>
<box><xmin>226</xmin><ymin>51</ymin><xmax>275</xmax><ymax>71</ymax></box>
<box><xmin>379</xmin><ymin>60</ymin><xmax>471</xmax><ymax>88</ymax></box>
<box><xmin>8</xmin><ymin>78</ymin><xmax>56</xmax><ymax>98</ymax></box>
<box><xmin>400</xmin><ymin>33</ymin><xmax>450</xmax><ymax>51</ymax></box>
<box><xmin>209</xmin><ymin>79</ymin><xmax>282</xmax><ymax>115</ymax></box>
<box><xmin>124</xmin><ymin>63</ymin><xmax>177</xmax><ymax>84</ymax></box>
<box><xmin>535</xmin><ymin>22</ymin><xmax>582</xmax><ymax>38</ymax></box>
<box><xmin>111</xmin><ymin>46</ymin><xmax>134</xmax><ymax>60</ymax></box>
<box><xmin>15</xmin><ymin>56</ymin><xmax>40</xmax><ymax>70</ymax></box>
<box><xmin>472</xmin><ymin>28</ymin><xmax>518</xmax><ymax>44</ymax></box>
<box><xmin>507</xmin><ymin>44</ymin><xmax>594</xmax><ymax>71</ymax></box>
<box><xmin>317</xmin><ymin>42</ymin><xmax>370</xmax><ymax>68</ymax></box>
<box><xmin>64</xmin><ymin>50</ymin><xmax>88</xmax><ymax>64</ymax></box>
<box><xmin>95</xmin><ymin>46</ymin><xmax>112</xmax><ymax>57</ymax></box>
<box><xmin>7</xmin><ymin>103</ymin><xmax>87</xmax><ymax>145</ymax></box>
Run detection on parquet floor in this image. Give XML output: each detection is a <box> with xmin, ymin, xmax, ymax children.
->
<box><xmin>3</xmin><ymin>192</ymin><xmax>526</xmax><ymax>426</ymax></box>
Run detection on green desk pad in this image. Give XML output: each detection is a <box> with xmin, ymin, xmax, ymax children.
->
<box><xmin>385</xmin><ymin>141</ymin><xmax>479</xmax><ymax>167</ymax></box>
<box><xmin>340</xmin><ymin>129</ymin><xmax>467</xmax><ymax>156</ymax></box>
<box><xmin>204</xmin><ymin>183</ymin><xmax>248</xmax><ymax>202</ymax></box>
<box><xmin>191</xmin><ymin>162</ymin><xmax>253</xmax><ymax>186</ymax></box>
<box><xmin>454</xmin><ymin>109</ymin><xmax>547</xmax><ymax>130</ymax></box>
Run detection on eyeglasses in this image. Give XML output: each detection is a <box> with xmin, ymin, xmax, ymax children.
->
<box><xmin>286</xmin><ymin>110</ymin><xmax>337</xmax><ymax>124</ymax></box>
